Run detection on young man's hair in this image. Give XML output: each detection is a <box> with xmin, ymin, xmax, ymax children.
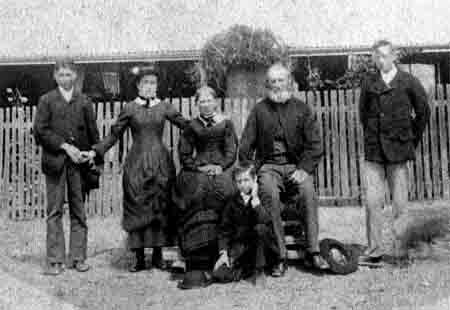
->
<box><xmin>232</xmin><ymin>163</ymin><xmax>257</xmax><ymax>180</ymax></box>
<box><xmin>54</xmin><ymin>59</ymin><xmax>77</xmax><ymax>73</ymax></box>
<box><xmin>372</xmin><ymin>39</ymin><xmax>394</xmax><ymax>51</ymax></box>
<box><xmin>194</xmin><ymin>85</ymin><xmax>217</xmax><ymax>103</ymax></box>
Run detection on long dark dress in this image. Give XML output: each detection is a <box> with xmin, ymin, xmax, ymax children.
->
<box><xmin>173</xmin><ymin>117</ymin><xmax>238</xmax><ymax>268</ymax></box>
<box><xmin>93</xmin><ymin>99</ymin><xmax>189</xmax><ymax>248</ymax></box>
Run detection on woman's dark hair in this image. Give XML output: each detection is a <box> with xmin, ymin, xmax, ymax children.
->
<box><xmin>194</xmin><ymin>85</ymin><xmax>217</xmax><ymax>103</ymax></box>
<box><xmin>232</xmin><ymin>163</ymin><xmax>257</xmax><ymax>180</ymax></box>
<box><xmin>132</xmin><ymin>65</ymin><xmax>159</xmax><ymax>86</ymax></box>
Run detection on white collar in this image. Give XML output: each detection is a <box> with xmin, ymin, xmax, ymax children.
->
<box><xmin>134</xmin><ymin>96</ymin><xmax>161</xmax><ymax>107</ymax></box>
<box><xmin>381</xmin><ymin>66</ymin><xmax>398</xmax><ymax>85</ymax></box>
<box><xmin>240</xmin><ymin>192</ymin><xmax>252</xmax><ymax>204</ymax></box>
<box><xmin>58</xmin><ymin>86</ymin><xmax>74</xmax><ymax>102</ymax></box>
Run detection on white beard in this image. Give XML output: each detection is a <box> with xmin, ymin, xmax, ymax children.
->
<box><xmin>268</xmin><ymin>90</ymin><xmax>291</xmax><ymax>103</ymax></box>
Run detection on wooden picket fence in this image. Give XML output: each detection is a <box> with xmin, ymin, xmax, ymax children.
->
<box><xmin>1</xmin><ymin>88</ymin><xmax>450</xmax><ymax>220</ymax></box>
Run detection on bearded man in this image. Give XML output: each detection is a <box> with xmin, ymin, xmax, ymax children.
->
<box><xmin>239</xmin><ymin>63</ymin><xmax>327</xmax><ymax>277</ymax></box>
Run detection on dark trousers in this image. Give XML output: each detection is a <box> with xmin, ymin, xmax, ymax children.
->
<box><xmin>258</xmin><ymin>164</ymin><xmax>319</xmax><ymax>258</ymax></box>
<box><xmin>236</xmin><ymin>224</ymin><xmax>279</xmax><ymax>270</ymax></box>
<box><xmin>45</xmin><ymin>162</ymin><xmax>87</xmax><ymax>264</ymax></box>
<box><xmin>214</xmin><ymin>224</ymin><xmax>278</xmax><ymax>282</ymax></box>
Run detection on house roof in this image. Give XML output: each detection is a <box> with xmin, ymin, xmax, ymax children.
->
<box><xmin>1</xmin><ymin>0</ymin><xmax>450</xmax><ymax>64</ymax></box>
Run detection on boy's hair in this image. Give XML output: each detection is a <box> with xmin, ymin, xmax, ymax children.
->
<box><xmin>232</xmin><ymin>163</ymin><xmax>257</xmax><ymax>180</ymax></box>
<box><xmin>372</xmin><ymin>39</ymin><xmax>394</xmax><ymax>51</ymax></box>
<box><xmin>54</xmin><ymin>59</ymin><xmax>77</xmax><ymax>73</ymax></box>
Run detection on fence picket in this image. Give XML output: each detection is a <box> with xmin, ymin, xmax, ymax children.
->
<box><xmin>438</xmin><ymin>102</ymin><xmax>449</xmax><ymax>199</ymax></box>
<box><xmin>422</xmin><ymin>119</ymin><xmax>432</xmax><ymax>199</ymax></box>
<box><xmin>429</xmin><ymin>101</ymin><xmax>440</xmax><ymax>199</ymax></box>
<box><xmin>339</xmin><ymin>90</ymin><xmax>350</xmax><ymax>199</ymax></box>
<box><xmin>347</xmin><ymin>90</ymin><xmax>358</xmax><ymax>198</ymax></box>
<box><xmin>322</xmin><ymin>91</ymin><xmax>332</xmax><ymax>196</ymax></box>
<box><xmin>0</xmin><ymin>108</ymin><xmax>4</xmax><ymax>209</ymax></box>
<box><xmin>3</xmin><ymin>92</ymin><xmax>450</xmax><ymax>219</ymax></box>
<box><xmin>330</xmin><ymin>91</ymin><xmax>340</xmax><ymax>198</ymax></box>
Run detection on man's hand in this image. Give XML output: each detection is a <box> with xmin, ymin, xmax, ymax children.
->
<box><xmin>289</xmin><ymin>169</ymin><xmax>310</xmax><ymax>184</ymax></box>
<box><xmin>212</xmin><ymin>113</ymin><xmax>228</xmax><ymax>124</ymax></box>
<box><xmin>213</xmin><ymin>250</ymin><xmax>230</xmax><ymax>271</ymax></box>
<box><xmin>80</xmin><ymin>150</ymin><xmax>96</xmax><ymax>165</ymax></box>
<box><xmin>61</xmin><ymin>143</ymin><xmax>83</xmax><ymax>164</ymax></box>
<box><xmin>251</xmin><ymin>181</ymin><xmax>261</xmax><ymax>208</ymax></box>
<box><xmin>198</xmin><ymin>164</ymin><xmax>223</xmax><ymax>176</ymax></box>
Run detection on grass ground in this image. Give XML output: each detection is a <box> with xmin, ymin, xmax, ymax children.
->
<box><xmin>0</xmin><ymin>202</ymin><xmax>449</xmax><ymax>310</ymax></box>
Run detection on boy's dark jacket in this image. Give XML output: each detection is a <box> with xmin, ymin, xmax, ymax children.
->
<box><xmin>359</xmin><ymin>70</ymin><xmax>430</xmax><ymax>163</ymax></box>
<box><xmin>33</xmin><ymin>89</ymin><xmax>103</xmax><ymax>186</ymax></box>
<box><xmin>218</xmin><ymin>192</ymin><xmax>272</xmax><ymax>252</ymax></box>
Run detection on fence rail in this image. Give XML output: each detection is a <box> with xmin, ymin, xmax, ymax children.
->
<box><xmin>1</xmin><ymin>87</ymin><xmax>450</xmax><ymax>220</ymax></box>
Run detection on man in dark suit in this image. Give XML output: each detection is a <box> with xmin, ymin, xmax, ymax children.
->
<box><xmin>33</xmin><ymin>59</ymin><xmax>101</xmax><ymax>275</ymax></box>
<box><xmin>359</xmin><ymin>40</ymin><xmax>430</xmax><ymax>264</ymax></box>
<box><xmin>239</xmin><ymin>63</ymin><xmax>327</xmax><ymax>277</ymax></box>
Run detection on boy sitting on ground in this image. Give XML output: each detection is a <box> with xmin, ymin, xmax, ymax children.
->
<box><xmin>213</xmin><ymin>163</ymin><xmax>279</xmax><ymax>286</ymax></box>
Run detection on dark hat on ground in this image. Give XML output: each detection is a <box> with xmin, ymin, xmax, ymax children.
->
<box><xmin>177</xmin><ymin>270</ymin><xmax>214</xmax><ymax>290</ymax></box>
<box><xmin>212</xmin><ymin>264</ymin><xmax>236</xmax><ymax>283</ymax></box>
<box><xmin>319</xmin><ymin>238</ymin><xmax>359</xmax><ymax>275</ymax></box>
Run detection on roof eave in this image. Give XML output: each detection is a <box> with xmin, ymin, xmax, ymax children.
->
<box><xmin>0</xmin><ymin>43</ymin><xmax>449</xmax><ymax>65</ymax></box>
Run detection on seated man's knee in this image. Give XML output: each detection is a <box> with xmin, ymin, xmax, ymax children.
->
<box><xmin>258</xmin><ymin>173</ymin><xmax>280</xmax><ymax>200</ymax></box>
<box><xmin>296</xmin><ymin>177</ymin><xmax>317</xmax><ymax>202</ymax></box>
<box><xmin>255</xmin><ymin>223</ymin><xmax>271</xmax><ymax>236</ymax></box>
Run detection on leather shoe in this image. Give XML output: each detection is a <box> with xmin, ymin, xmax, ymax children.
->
<box><xmin>270</xmin><ymin>261</ymin><xmax>287</xmax><ymax>277</ymax></box>
<box><xmin>151</xmin><ymin>249</ymin><xmax>165</xmax><ymax>269</ymax></box>
<box><xmin>129</xmin><ymin>262</ymin><xmax>146</xmax><ymax>273</ymax></box>
<box><xmin>251</xmin><ymin>269</ymin><xmax>266</xmax><ymax>288</ymax></box>
<box><xmin>358</xmin><ymin>254</ymin><xmax>382</xmax><ymax>264</ymax></box>
<box><xmin>43</xmin><ymin>263</ymin><xmax>64</xmax><ymax>276</ymax></box>
<box><xmin>312</xmin><ymin>253</ymin><xmax>329</xmax><ymax>270</ymax></box>
<box><xmin>69</xmin><ymin>261</ymin><xmax>90</xmax><ymax>272</ymax></box>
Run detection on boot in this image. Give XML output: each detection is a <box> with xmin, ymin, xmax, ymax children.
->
<box><xmin>152</xmin><ymin>247</ymin><xmax>164</xmax><ymax>269</ymax></box>
<box><xmin>129</xmin><ymin>248</ymin><xmax>146</xmax><ymax>272</ymax></box>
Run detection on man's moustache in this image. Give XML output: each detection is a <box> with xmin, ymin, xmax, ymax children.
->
<box><xmin>268</xmin><ymin>90</ymin><xmax>291</xmax><ymax>103</ymax></box>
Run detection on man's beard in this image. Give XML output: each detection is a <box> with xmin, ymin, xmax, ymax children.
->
<box><xmin>268</xmin><ymin>89</ymin><xmax>291</xmax><ymax>103</ymax></box>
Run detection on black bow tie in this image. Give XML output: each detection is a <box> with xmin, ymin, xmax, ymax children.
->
<box><xmin>139</xmin><ymin>96</ymin><xmax>155</xmax><ymax>106</ymax></box>
<box><xmin>200</xmin><ymin>116</ymin><xmax>215</xmax><ymax>127</ymax></box>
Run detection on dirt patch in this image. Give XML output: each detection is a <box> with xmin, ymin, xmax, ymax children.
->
<box><xmin>0</xmin><ymin>204</ymin><xmax>449</xmax><ymax>310</ymax></box>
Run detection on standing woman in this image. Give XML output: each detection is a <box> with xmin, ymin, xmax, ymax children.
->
<box><xmin>87</xmin><ymin>66</ymin><xmax>190</xmax><ymax>272</ymax></box>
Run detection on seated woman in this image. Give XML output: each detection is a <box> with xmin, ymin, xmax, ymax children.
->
<box><xmin>174</xmin><ymin>86</ymin><xmax>238</xmax><ymax>289</ymax></box>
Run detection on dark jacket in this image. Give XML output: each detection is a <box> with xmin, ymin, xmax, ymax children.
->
<box><xmin>239</xmin><ymin>96</ymin><xmax>323</xmax><ymax>174</ymax></box>
<box><xmin>179</xmin><ymin>117</ymin><xmax>238</xmax><ymax>171</ymax></box>
<box><xmin>218</xmin><ymin>192</ymin><xmax>272</xmax><ymax>253</ymax></box>
<box><xmin>33</xmin><ymin>89</ymin><xmax>102</xmax><ymax>176</ymax></box>
<box><xmin>359</xmin><ymin>69</ymin><xmax>430</xmax><ymax>163</ymax></box>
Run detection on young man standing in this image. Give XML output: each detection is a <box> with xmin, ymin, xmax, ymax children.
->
<box><xmin>33</xmin><ymin>59</ymin><xmax>102</xmax><ymax>275</ymax></box>
<box><xmin>359</xmin><ymin>40</ymin><xmax>430</xmax><ymax>264</ymax></box>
